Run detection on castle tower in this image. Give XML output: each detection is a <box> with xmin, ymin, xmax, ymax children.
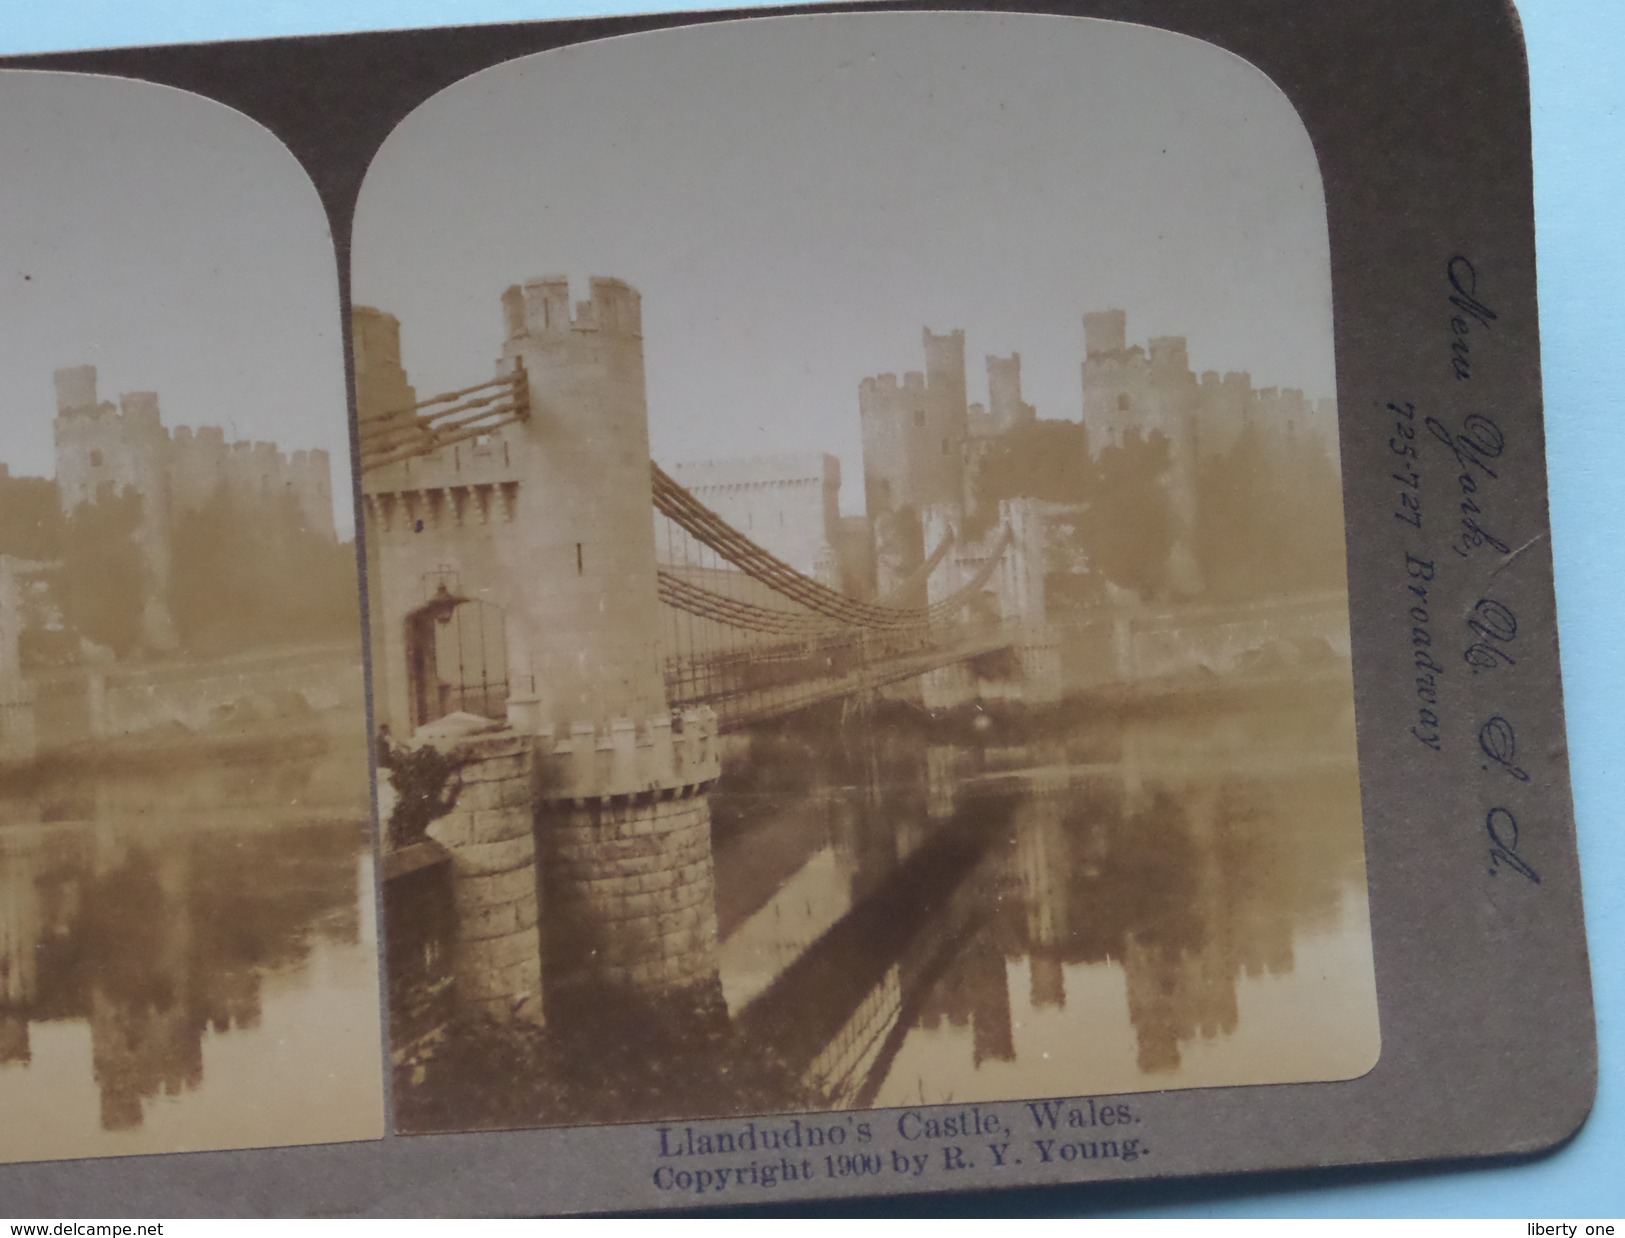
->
<box><xmin>352</xmin><ymin>307</ymin><xmax>418</xmax><ymax>425</ymax></box>
<box><xmin>360</xmin><ymin>280</ymin><xmax>722</xmax><ymax>1013</ymax></box>
<box><xmin>1081</xmin><ymin>309</ymin><xmax>1140</xmax><ymax>449</ymax></box>
<box><xmin>858</xmin><ymin>327</ymin><xmax>970</xmax><ymax>522</ymax></box>
<box><xmin>921</xmin><ymin>327</ymin><xmax>969</xmax><ymax>510</ymax></box>
<box><xmin>986</xmin><ymin>352</ymin><xmax>1035</xmax><ymax>433</ymax></box>
<box><xmin>352</xmin><ymin>308</ymin><xmax>417</xmax><ymax>727</ymax></box>
<box><xmin>496</xmin><ymin>278</ymin><xmax>721</xmax><ymax>1001</ymax></box>
<box><xmin>1078</xmin><ymin>314</ymin><xmax>1203</xmax><ymax>598</ymax></box>
<box><xmin>51</xmin><ymin>370</ymin><xmax>178</xmax><ymax>652</ymax></box>
<box><xmin>289</xmin><ymin>449</ymin><xmax>336</xmax><ymax>541</ymax></box>
<box><xmin>498</xmin><ymin>277</ymin><xmax>667</xmax><ymax>728</ymax></box>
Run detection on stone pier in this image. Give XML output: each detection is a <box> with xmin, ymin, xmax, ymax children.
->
<box><xmin>418</xmin><ymin>714</ymin><xmax>544</xmax><ymax>1023</ymax></box>
<box><xmin>533</xmin><ymin>707</ymin><xmax>721</xmax><ymax>995</ymax></box>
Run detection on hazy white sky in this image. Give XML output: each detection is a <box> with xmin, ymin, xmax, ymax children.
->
<box><xmin>354</xmin><ymin>12</ymin><xmax>1335</xmax><ymax>513</ymax></box>
<box><xmin>0</xmin><ymin>71</ymin><xmax>353</xmax><ymax>533</ymax></box>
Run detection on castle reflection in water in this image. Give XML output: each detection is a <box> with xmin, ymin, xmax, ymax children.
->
<box><xmin>0</xmin><ymin>753</ymin><xmax>380</xmax><ymax>1161</ymax></box>
<box><xmin>706</xmin><ymin>685</ymin><xmax>1376</xmax><ymax>1110</ymax></box>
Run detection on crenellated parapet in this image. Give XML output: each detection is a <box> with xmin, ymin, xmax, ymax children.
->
<box><xmin>502</xmin><ymin>275</ymin><xmax>643</xmax><ymax>341</ymax></box>
<box><xmin>363</xmin><ymin>482</ymin><xmax>522</xmax><ymax>533</ymax></box>
<box><xmin>529</xmin><ymin>706</ymin><xmax>720</xmax><ymax>805</ymax></box>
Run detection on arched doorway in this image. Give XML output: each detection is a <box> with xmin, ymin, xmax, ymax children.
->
<box><xmin>404</xmin><ymin>584</ymin><xmax>509</xmax><ymax>729</ymax></box>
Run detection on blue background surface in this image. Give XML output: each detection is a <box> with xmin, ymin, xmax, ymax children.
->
<box><xmin>0</xmin><ymin>0</ymin><xmax>1616</xmax><ymax>1218</ymax></box>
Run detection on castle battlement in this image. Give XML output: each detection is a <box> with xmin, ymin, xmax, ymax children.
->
<box><xmin>117</xmin><ymin>393</ymin><xmax>163</xmax><ymax>431</ymax></box>
<box><xmin>1083</xmin><ymin>309</ymin><xmax>1128</xmax><ymax>358</ymax></box>
<box><xmin>53</xmin><ymin>403</ymin><xmax>161</xmax><ymax>431</ymax></box>
<box><xmin>502</xmin><ymin>275</ymin><xmax>643</xmax><ymax>341</ymax></box>
<box><xmin>985</xmin><ymin>351</ymin><xmax>1035</xmax><ymax>432</ymax></box>
<box><xmin>53</xmin><ymin>365</ymin><xmax>100</xmax><ymax>415</ymax></box>
<box><xmin>1149</xmin><ymin>336</ymin><xmax>1190</xmax><ymax>372</ymax></box>
<box><xmin>532</xmin><ymin>707</ymin><xmax>720</xmax><ymax>804</ymax></box>
<box><xmin>858</xmin><ymin>371</ymin><xmax>929</xmax><ymax>398</ymax></box>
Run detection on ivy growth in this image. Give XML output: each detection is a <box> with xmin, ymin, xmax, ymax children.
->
<box><xmin>378</xmin><ymin>733</ymin><xmax>468</xmax><ymax>851</ymax></box>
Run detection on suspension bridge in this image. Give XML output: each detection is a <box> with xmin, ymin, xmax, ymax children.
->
<box><xmin>356</xmin><ymin>275</ymin><xmax>1056</xmax><ymax>1014</ymax></box>
<box><xmin>359</xmin><ymin>356</ymin><xmax>1037</xmax><ymax>737</ymax></box>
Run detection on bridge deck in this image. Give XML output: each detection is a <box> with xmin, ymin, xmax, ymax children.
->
<box><xmin>676</xmin><ymin>632</ymin><xmax>1012</xmax><ymax>732</ymax></box>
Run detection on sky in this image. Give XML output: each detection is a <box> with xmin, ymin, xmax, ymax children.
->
<box><xmin>0</xmin><ymin>71</ymin><xmax>354</xmax><ymax>534</ymax></box>
<box><xmin>353</xmin><ymin>11</ymin><xmax>1336</xmax><ymax>514</ymax></box>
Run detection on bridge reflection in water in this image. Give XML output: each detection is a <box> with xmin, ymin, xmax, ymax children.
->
<box><xmin>426</xmin><ymin>683</ymin><xmax>1374</xmax><ymax>1130</ymax></box>
<box><xmin>709</xmin><ymin>688</ymin><xmax>1375</xmax><ymax>1111</ymax></box>
<box><xmin>0</xmin><ymin>752</ymin><xmax>382</xmax><ymax>1164</ymax></box>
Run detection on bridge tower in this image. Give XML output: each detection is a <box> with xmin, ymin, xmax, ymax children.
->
<box><xmin>361</xmin><ymin>278</ymin><xmax>722</xmax><ymax>1021</ymax></box>
<box><xmin>498</xmin><ymin>278</ymin><xmax>721</xmax><ymax>1003</ymax></box>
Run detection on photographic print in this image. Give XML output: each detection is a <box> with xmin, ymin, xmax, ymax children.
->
<box><xmin>355</xmin><ymin>12</ymin><xmax>1379</xmax><ymax>1138</ymax></box>
<box><xmin>0</xmin><ymin>71</ymin><xmax>383</xmax><ymax>1162</ymax></box>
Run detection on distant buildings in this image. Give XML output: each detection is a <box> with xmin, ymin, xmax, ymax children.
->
<box><xmin>665</xmin><ymin>454</ymin><xmax>842</xmax><ymax>583</ymax></box>
<box><xmin>1081</xmin><ymin>309</ymin><xmax>1337</xmax><ymax>461</ymax></box>
<box><xmin>847</xmin><ymin>309</ymin><xmax>1339</xmax><ymax>604</ymax></box>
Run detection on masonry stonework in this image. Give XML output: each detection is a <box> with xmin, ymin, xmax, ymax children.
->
<box><xmin>421</xmin><ymin>717</ymin><xmax>544</xmax><ymax>1022</ymax></box>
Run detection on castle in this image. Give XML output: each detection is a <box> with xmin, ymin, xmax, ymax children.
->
<box><xmin>52</xmin><ymin>365</ymin><xmax>336</xmax><ymax>540</ymax></box>
<box><xmin>1079</xmin><ymin>309</ymin><xmax>1336</xmax><ymax>462</ymax></box>
<box><xmin>48</xmin><ymin>364</ymin><xmax>338</xmax><ymax>652</ymax></box>
<box><xmin>854</xmin><ymin>310</ymin><xmax>1338</xmax><ymax>601</ymax></box>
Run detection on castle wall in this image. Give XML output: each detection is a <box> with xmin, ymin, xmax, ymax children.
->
<box><xmin>51</xmin><ymin>365</ymin><xmax>338</xmax><ymax>548</ymax></box>
<box><xmin>1080</xmin><ymin>311</ymin><xmax>1341</xmax><ymax>599</ymax></box>
<box><xmin>95</xmin><ymin>640</ymin><xmax>364</xmax><ymax>736</ymax></box>
<box><xmin>665</xmin><ymin>453</ymin><xmax>840</xmax><ymax>579</ymax></box>
<box><xmin>1058</xmin><ymin>589</ymin><xmax>1351</xmax><ymax>689</ymax></box>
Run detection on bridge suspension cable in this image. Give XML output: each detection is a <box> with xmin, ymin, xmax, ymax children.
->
<box><xmin>879</xmin><ymin>528</ymin><xmax>955</xmax><ymax>606</ymax></box>
<box><xmin>359</xmin><ymin>361</ymin><xmax>530</xmax><ymax>472</ymax></box>
<box><xmin>656</xmin><ymin>570</ymin><xmax>845</xmax><ymax>636</ymax></box>
<box><xmin>650</xmin><ymin>462</ymin><xmax>1013</xmax><ymax>631</ymax></box>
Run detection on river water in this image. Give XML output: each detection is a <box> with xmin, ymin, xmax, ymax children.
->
<box><xmin>709</xmin><ymin>682</ymin><xmax>1378</xmax><ymax>1111</ymax></box>
<box><xmin>0</xmin><ymin>742</ymin><xmax>384</xmax><ymax>1164</ymax></box>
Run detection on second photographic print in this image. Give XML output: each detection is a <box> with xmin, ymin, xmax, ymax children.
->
<box><xmin>351</xmin><ymin>12</ymin><xmax>1379</xmax><ymax>1138</ymax></box>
